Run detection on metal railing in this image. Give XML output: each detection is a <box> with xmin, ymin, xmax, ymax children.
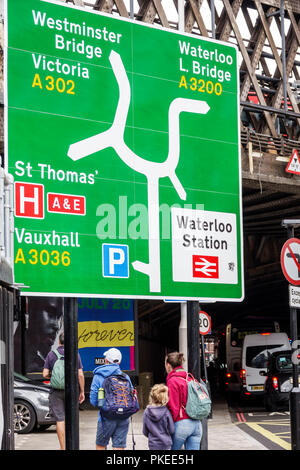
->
<box><xmin>241</xmin><ymin>129</ymin><xmax>300</xmax><ymax>157</ymax></box>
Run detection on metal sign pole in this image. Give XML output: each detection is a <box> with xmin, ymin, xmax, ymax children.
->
<box><xmin>282</xmin><ymin>220</ymin><xmax>300</xmax><ymax>450</ymax></box>
<box><xmin>199</xmin><ymin>306</ymin><xmax>211</xmax><ymax>449</ymax></box>
<box><xmin>64</xmin><ymin>297</ymin><xmax>79</xmax><ymax>451</ymax></box>
<box><xmin>187</xmin><ymin>301</ymin><xmax>208</xmax><ymax>449</ymax></box>
<box><xmin>130</xmin><ymin>0</ymin><xmax>134</xmax><ymax>19</ymax></box>
<box><xmin>290</xmin><ymin>302</ymin><xmax>300</xmax><ymax>450</ymax></box>
<box><xmin>200</xmin><ymin>331</ymin><xmax>209</xmax><ymax>450</ymax></box>
<box><xmin>187</xmin><ymin>301</ymin><xmax>201</xmax><ymax>379</ymax></box>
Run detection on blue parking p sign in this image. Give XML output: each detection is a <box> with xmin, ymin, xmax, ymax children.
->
<box><xmin>102</xmin><ymin>244</ymin><xmax>129</xmax><ymax>278</ymax></box>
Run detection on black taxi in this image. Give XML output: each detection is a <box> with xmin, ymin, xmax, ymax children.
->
<box><xmin>262</xmin><ymin>350</ymin><xmax>300</xmax><ymax>411</ymax></box>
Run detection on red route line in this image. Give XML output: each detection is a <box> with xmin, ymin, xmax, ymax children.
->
<box><xmin>287</xmin><ymin>244</ymin><xmax>300</xmax><ymax>273</ymax></box>
<box><xmin>236</xmin><ymin>412</ymin><xmax>246</xmax><ymax>423</ymax></box>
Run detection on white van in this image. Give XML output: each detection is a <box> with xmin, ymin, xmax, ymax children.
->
<box><xmin>241</xmin><ymin>333</ymin><xmax>291</xmax><ymax>397</ymax></box>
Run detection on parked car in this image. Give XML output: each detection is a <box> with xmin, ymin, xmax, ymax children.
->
<box><xmin>262</xmin><ymin>350</ymin><xmax>299</xmax><ymax>411</ymax></box>
<box><xmin>240</xmin><ymin>333</ymin><xmax>291</xmax><ymax>398</ymax></box>
<box><xmin>14</xmin><ymin>372</ymin><xmax>55</xmax><ymax>434</ymax></box>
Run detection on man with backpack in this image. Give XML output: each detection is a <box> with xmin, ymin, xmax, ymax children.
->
<box><xmin>90</xmin><ymin>347</ymin><xmax>138</xmax><ymax>450</ymax></box>
<box><xmin>43</xmin><ymin>332</ymin><xmax>85</xmax><ymax>450</ymax></box>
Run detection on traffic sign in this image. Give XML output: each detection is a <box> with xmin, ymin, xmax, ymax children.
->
<box><xmin>5</xmin><ymin>0</ymin><xmax>243</xmax><ymax>300</ymax></box>
<box><xmin>289</xmin><ymin>285</ymin><xmax>300</xmax><ymax>309</ymax></box>
<box><xmin>281</xmin><ymin>238</ymin><xmax>300</xmax><ymax>286</ymax></box>
<box><xmin>199</xmin><ymin>311</ymin><xmax>211</xmax><ymax>335</ymax></box>
<box><xmin>286</xmin><ymin>149</ymin><xmax>300</xmax><ymax>175</ymax></box>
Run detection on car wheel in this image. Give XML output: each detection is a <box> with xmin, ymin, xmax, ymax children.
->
<box><xmin>14</xmin><ymin>400</ymin><xmax>37</xmax><ymax>434</ymax></box>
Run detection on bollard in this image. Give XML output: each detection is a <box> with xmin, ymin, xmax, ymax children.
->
<box><xmin>290</xmin><ymin>388</ymin><xmax>300</xmax><ymax>450</ymax></box>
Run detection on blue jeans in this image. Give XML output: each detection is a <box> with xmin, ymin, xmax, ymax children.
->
<box><xmin>171</xmin><ymin>419</ymin><xmax>202</xmax><ymax>450</ymax></box>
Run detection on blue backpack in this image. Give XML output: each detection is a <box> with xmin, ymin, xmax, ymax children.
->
<box><xmin>101</xmin><ymin>373</ymin><xmax>139</xmax><ymax>420</ymax></box>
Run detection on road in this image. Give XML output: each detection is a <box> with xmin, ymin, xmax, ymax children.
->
<box><xmin>13</xmin><ymin>397</ymin><xmax>293</xmax><ymax>451</ymax></box>
<box><xmin>227</xmin><ymin>395</ymin><xmax>291</xmax><ymax>450</ymax></box>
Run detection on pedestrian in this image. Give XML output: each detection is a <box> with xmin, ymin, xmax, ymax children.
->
<box><xmin>142</xmin><ymin>383</ymin><xmax>174</xmax><ymax>450</ymax></box>
<box><xmin>42</xmin><ymin>332</ymin><xmax>85</xmax><ymax>450</ymax></box>
<box><xmin>207</xmin><ymin>361</ymin><xmax>217</xmax><ymax>397</ymax></box>
<box><xmin>90</xmin><ymin>347</ymin><xmax>135</xmax><ymax>450</ymax></box>
<box><xmin>165</xmin><ymin>351</ymin><xmax>202</xmax><ymax>450</ymax></box>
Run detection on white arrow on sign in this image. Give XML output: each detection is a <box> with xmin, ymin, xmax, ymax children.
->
<box><xmin>68</xmin><ymin>50</ymin><xmax>210</xmax><ymax>293</ymax></box>
<box><xmin>194</xmin><ymin>257</ymin><xmax>218</xmax><ymax>277</ymax></box>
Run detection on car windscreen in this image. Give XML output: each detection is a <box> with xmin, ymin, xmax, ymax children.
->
<box><xmin>276</xmin><ymin>355</ymin><xmax>300</xmax><ymax>371</ymax></box>
<box><xmin>14</xmin><ymin>372</ymin><xmax>30</xmax><ymax>382</ymax></box>
<box><xmin>246</xmin><ymin>344</ymin><xmax>284</xmax><ymax>369</ymax></box>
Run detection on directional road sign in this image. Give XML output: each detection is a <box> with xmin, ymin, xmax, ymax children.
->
<box><xmin>281</xmin><ymin>238</ymin><xmax>300</xmax><ymax>286</ymax></box>
<box><xmin>5</xmin><ymin>0</ymin><xmax>243</xmax><ymax>300</ymax></box>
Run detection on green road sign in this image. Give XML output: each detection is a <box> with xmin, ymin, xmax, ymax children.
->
<box><xmin>5</xmin><ymin>0</ymin><xmax>244</xmax><ymax>301</ymax></box>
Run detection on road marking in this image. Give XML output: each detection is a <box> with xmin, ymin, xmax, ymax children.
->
<box><xmin>245</xmin><ymin>422</ymin><xmax>291</xmax><ymax>450</ymax></box>
<box><xmin>258</xmin><ymin>420</ymin><xmax>290</xmax><ymax>426</ymax></box>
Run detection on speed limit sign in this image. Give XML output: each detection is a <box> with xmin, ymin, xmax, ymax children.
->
<box><xmin>199</xmin><ymin>311</ymin><xmax>211</xmax><ymax>335</ymax></box>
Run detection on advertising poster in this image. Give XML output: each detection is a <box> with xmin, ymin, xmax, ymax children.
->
<box><xmin>14</xmin><ymin>297</ymin><xmax>136</xmax><ymax>375</ymax></box>
<box><xmin>78</xmin><ymin>298</ymin><xmax>136</xmax><ymax>372</ymax></box>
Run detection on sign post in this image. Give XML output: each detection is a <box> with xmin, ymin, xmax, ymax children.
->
<box><xmin>64</xmin><ymin>297</ymin><xmax>79</xmax><ymax>450</ymax></box>
<box><xmin>198</xmin><ymin>309</ymin><xmax>211</xmax><ymax>449</ymax></box>
<box><xmin>281</xmin><ymin>220</ymin><xmax>300</xmax><ymax>450</ymax></box>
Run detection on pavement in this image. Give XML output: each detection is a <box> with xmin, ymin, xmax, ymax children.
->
<box><xmin>14</xmin><ymin>398</ymin><xmax>267</xmax><ymax>451</ymax></box>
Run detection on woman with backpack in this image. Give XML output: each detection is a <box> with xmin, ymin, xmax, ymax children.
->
<box><xmin>165</xmin><ymin>351</ymin><xmax>203</xmax><ymax>450</ymax></box>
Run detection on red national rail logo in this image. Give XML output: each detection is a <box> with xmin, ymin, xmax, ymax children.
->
<box><xmin>192</xmin><ymin>255</ymin><xmax>219</xmax><ymax>279</ymax></box>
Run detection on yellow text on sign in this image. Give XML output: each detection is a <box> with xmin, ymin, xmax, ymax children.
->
<box><xmin>78</xmin><ymin>321</ymin><xmax>134</xmax><ymax>349</ymax></box>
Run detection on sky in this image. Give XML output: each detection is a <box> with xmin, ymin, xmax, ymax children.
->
<box><xmin>1</xmin><ymin>0</ymin><xmax>298</xmax><ymax>82</ymax></box>
<box><xmin>85</xmin><ymin>0</ymin><xmax>298</xmax><ymax>79</ymax></box>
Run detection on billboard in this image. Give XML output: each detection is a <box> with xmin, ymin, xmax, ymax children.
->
<box><xmin>78</xmin><ymin>298</ymin><xmax>136</xmax><ymax>372</ymax></box>
<box><xmin>13</xmin><ymin>297</ymin><xmax>135</xmax><ymax>375</ymax></box>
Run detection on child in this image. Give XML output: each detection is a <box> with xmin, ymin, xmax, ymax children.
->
<box><xmin>142</xmin><ymin>384</ymin><xmax>175</xmax><ymax>450</ymax></box>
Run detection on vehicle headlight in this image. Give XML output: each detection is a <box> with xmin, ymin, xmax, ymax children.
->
<box><xmin>39</xmin><ymin>392</ymin><xmax>49</xmax><ymax>401</ymax></box>
<box><xmin>281</xmin><ymin>381</ymin><xmax>292</xmax><ymax>393</ymax></box>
